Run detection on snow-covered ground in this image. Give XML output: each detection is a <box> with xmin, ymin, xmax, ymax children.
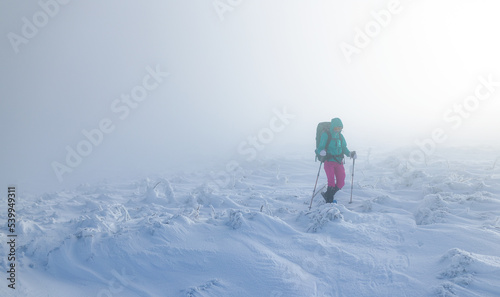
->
<box><xmin>2</xmin><ymin>146</ymin><xmax>500</xmax><ymax>297</ymax></box>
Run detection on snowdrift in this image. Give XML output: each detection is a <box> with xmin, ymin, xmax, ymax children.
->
<box><xmin>1</xmin><ymin>147</ymin><xmax>500</xmax><ymax>297</ymax></box>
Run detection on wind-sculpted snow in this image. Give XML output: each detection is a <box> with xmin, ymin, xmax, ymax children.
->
<box><xmin>415</xmin><ymin>194</ymin><xmax>450</xmax><ymax>225</ymax></box>
<box><xmin>437</xmin><ymin>248</ymin><xmax>500</xmax><ymax>296</ymax></box>
<box><xmin>1</xmin><ymin>147</ymin><xmax>499</xmax><ymax>296</ymax></box>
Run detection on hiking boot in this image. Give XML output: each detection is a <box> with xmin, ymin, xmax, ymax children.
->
<box><xmin>322</xmin><ymin>186</ymin><xmax>331</xmax><ymax>203</ymax></box>
<box><xmin>321</xmin><ymin>191</ymin><xmax>327</xmax><ymax>202</ymax></box>
<box><xmin>327</xmin><ymin>186</ymin><xmax>340</xmax><ymax>203</ymax></box>
<box><xmin>321</xmin><ymin>189</ymin><xmax>329</xmax><ymax>203</ymax></box>
<box><xmin>322</xmin><ymin>186</ymin><xmax>333</xmax><ymax>203</ymax></box>
<box><xmin>332</xmin><ymin>186</ymin><xmax>340</xmax><ymax>203</ymax></box>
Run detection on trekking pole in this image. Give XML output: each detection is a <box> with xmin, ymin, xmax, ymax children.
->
<box><xmin>309</xmin><ymin>161</ymin><xmax>323</xmax><ymax>210</ymax></box>
<box><xmin>349</xmin><ymin>158</ymin><xmax>355</xmax><ymax>204</ymax></box>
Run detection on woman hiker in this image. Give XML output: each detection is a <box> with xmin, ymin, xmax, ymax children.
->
<box><xmin>315</xmin><ymin>118</ymin><xmax>357</xmax><ymax>203</ymax></box>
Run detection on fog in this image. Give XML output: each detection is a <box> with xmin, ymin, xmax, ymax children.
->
<box><xmin>2</xmin><ymin>0</ymin><xmax>500</xmax><ymax>193</ymax></box>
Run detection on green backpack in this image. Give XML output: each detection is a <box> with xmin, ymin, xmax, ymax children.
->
<box><xmin>315</xmin><ymin>122</ymin><xmax>332</xmax><ymax>161</ymax></box>
<box><xmin>316</xmin><ymin>121</ymin><xmax>345</xmax><ymax>163</ymax></box>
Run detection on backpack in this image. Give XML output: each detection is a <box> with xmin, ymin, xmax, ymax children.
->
<box><xmin>315</xmin><ymin>122</ymin><xmax>332</xmax><ymax>161</ymax></box>
<box><xmin>315</xmin><ymin>121</ymin><xmax>344</xmax><ymax>163</ymax></box>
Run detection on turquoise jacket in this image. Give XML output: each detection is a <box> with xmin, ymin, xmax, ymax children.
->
<box><xmin>315</xmin><ymin>118</ymin><xmax>351</xmax><ymax>163</ymax></box>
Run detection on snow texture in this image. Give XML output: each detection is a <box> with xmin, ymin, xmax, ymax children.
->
<box><xmin>1</xmin><ymin>147</ymin><xmax>500</xmax><ymax>296</ymax></box>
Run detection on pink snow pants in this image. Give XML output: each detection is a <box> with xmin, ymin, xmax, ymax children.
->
<box><xmin>324</xmin><ymin>161</ymin><xmax>346</xmax><ymax>189</ymax></box>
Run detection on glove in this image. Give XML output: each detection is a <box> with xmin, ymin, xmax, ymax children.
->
<box><xmin>350</xmin><ymin>151</ymin><xmax>357</xmax><ymax>159</ymax></box>
<box><xmin>317</xmin><ymin>150</ymin><xmax>327</xmax><ymax>162</ymax></box>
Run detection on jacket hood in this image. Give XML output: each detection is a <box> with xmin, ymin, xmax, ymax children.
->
<box><xmin>330</xmin><ymin>118</ymin><xmax>343</xmax><ymax>131</ymax></box>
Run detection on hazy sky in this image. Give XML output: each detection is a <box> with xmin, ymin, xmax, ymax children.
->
<box><xmin>2</xmin><ymin>0</ymin><xmax>500</xmax><ymax>193</ymax></box>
